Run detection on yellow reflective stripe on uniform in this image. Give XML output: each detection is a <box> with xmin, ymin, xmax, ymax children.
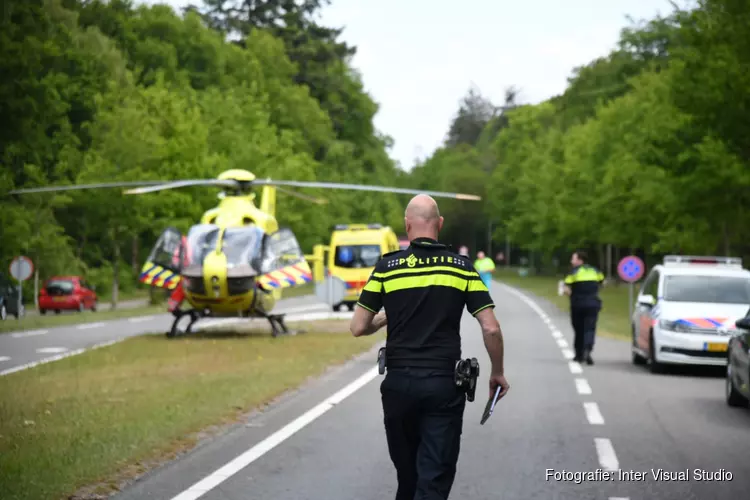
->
<box><xmin>467</xmin><ymin>280</ymin><xmax>488</xmax><ymax>292</ymax></box>
<box><xmin>374</xmin><ymin>265</ymin><xmax>476</xmax><ymax>279</ymax></box>
<box><xmin>363</xmin><ymin>279</ymin><xmax>382</xmax><ymax>293</ymax></box>
<box><xmin>566</xmin><ymin>267</ymin><xmax>603</xmax><ymax>283</ymax></box>
<box><xmin>383</xmin><ymin>274</ymin><xmax>468</xmax><ymax>293</ymax></box>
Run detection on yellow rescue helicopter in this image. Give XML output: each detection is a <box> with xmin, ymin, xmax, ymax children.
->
<box><xmin>9</xmin><ymin>169</ymin><xmax>481</xmax><ymax>337</ymax></box>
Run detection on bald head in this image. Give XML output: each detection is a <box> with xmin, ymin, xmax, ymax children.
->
<box><xmin>404</xmin><ymin>194</ymin><xmax>444</xmax><ymax>240</ymax></box>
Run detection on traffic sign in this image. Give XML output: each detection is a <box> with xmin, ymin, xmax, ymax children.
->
<box><xmin>617</xmin><ymin>256</ymin><xmax>644</xmax><ymax>283</ymax></box>
<box><xmin>315</xmin><ymin>275</ymin><xmax>346</xmax><ymax>306</ymax></box>
<box><xmin>9</xmin><ymin>256</ymin><xmax>33</xmax><ymax>282</ymax></box>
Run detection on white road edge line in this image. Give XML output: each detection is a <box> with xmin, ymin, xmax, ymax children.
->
<box><xmin>595</xmin><ymin>438</ymin><xmax>619</xmax><ymax>471</ymax></box>
<box><xmin>575</xmin><ymin>378</ymin><xmax>592</xmax><ymax>395</ymax></box>
<box><xmin>561</xmin><ymin>348</ymin><xmax>575</xmax><ymax>360</ymax></box>
<box><xmin>77</xmin><ymin>322</ymin><xmax>106</xmax><ymax>330</ymax></box>
<box><xmin>609</xmin><ymin>497</ymin><xmax>630</xmax><ymax>500</ymax></box>
<box><xmin>36</xmin><ymin>347</ymin><xmax>68</xmax><ymax>354</ymax></box>
<box><xmin>170</xmin><ymin>365</ymin><xmax>380</xmax><ymax>500</ymax></box>
<box><xmin>556</xmin><ymin>338</ymin><xmax>568</xmax><ymax>348</ymax></box>
<box><xmin>584</xmin><ymin>402</ymin><xmax>605</xmax><ymax>425</ymax></box>
<box><xmin>11</xmin><ymin>329</ymin><xmax>48</xmax><ymax>338</ymax></box>
<box><xmin>0</xmin><ymin>338</ymin><xmax>125</xmax><ymax>377</ymax></box>
<box><xmin>568</xmin><ymin>361</ymin><xmax>583</xmax><ymax>374</ymax></box>
<box><xmin>551</xmin><ymin>330</ymin><xmax>563</xmax><ymax>339</ymax></box>
<box><xmin>0</xmin><ymin>356</ymin><xmax>10</xmax><ymax>362</ymax></box>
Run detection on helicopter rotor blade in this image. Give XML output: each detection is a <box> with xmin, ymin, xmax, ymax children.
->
<box><xmin>253</xmin><ymin>179</ymin><xmax>482</xmax><ymax>201</ymax></box>
<box><xmin>124</xmin><ymin>179</ymin><xmax>239</xmax><ymax>195</ymax></box>
<box><xmin>275</xmin><ymin>186</ymin><xmax>328</xmax><ymax>205</ymax></box>
<box><xmin>7</xmin><ymin>181</ymin><xmax>167</xmax><ymax>195</ymax></box>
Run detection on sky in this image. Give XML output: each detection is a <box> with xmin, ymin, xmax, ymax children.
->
<box><xmin>139</xmin><ymin>0</ymin><xmax>676</xmax><ymax>170</ymax></box>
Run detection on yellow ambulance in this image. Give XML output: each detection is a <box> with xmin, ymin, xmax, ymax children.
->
<box><xmin>327</xmin><ymin>223</ymin><xmax>399</xmax><ymax>311</ymax></box>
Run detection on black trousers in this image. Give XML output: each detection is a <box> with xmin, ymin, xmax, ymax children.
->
<box><xmin>571</xmin><ymin>306</ymin><xmax>599</xmax><ymax>357</ymax></box>
<box><xmin>380</xmin><ymin>367</ymin><xmax>466</xmax><ymax>500</ymax></box>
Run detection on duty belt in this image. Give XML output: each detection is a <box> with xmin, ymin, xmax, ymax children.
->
<box><xmin>377</xmin><ymin>348</ymin><xmax>480</xmax><ymax>402</ymax></box>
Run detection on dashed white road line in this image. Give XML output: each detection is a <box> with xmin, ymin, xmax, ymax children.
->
<box><xmin>36</xmin><ymin>347</ymin><xmax>68</xmax><ymax>354</ymax></box>
<box><xmin>499</xmin><ymin>282</ymin><xmax>629</xmax><ymax>497</ymax></box>
<box><xmin>595</xmin><ymin>438</ymin><xmax>619</xmax><ymax>471</ymax></box>
<box><xmin>11</xmin><ymin>329</ymin><xmax>48</xmax><ymax>338</ymax></box>
<box><xmin>77</xmin><ymin>322</ymin><xmax>106</xmax><ymax>330</ymax></box>
<box><xmin>584</xmin><ymin>402</ymin><xmax>605</xmax><ymax>425</ymax></box>
<box><xmin>129</xmin><ymin>315</ymin><xmax>157</xmax><ymax>323</ymax></box>
<box><xmin>0</xmin><ymin>356</ymin><xmax>10</xmax><ymax>362</ymax></box>
<box><xmin>575</xmin><ymin>378</ymin><xmax>592</xmax><ymax>395</ymax></box>
<box><xmin>170</xmin><ymin>364</ymin><xmax>381</xmax><ymax>500</ymax></box>
<box><xmin>1</xmin><ymin>338</ymin><xmax>124</xmax><ymax>376</ymax></box>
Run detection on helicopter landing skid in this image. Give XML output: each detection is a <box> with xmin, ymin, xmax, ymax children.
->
<box><xmin>266</xmin><ymin>313</ymin><xmax>299</xmax><ymax>338</ymax></box>
<box><xmin>167</xmin><ymin>309</ymin><xmax>201</xmax><ymax>338</ymax></box>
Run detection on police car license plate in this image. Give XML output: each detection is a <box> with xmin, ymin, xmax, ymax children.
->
<box><xmin>704</xmin><ymin>342</ymin><xmax>727</xmax><ymax>352</ymax></box>
<box><xmin>53</xmin><ymin>297</ymin><xmax>65</xmax><ymax>302</ymax></box>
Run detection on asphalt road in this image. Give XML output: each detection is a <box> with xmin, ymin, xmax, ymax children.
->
<box><xmin>108</xmin><ymin>279</ymin><xmax>750</xmax><ymax>500</ymax></box>
<box><xmin>0</xmin><ymin>296</ymin><xmax>345</xmax><ymax>376</ymax></box>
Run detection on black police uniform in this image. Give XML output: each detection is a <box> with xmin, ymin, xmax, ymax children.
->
<box><xmin>357</xmin><ymin>237</ymin><xmax>494</xmax><ymax>500</ymax></box>
<box><xmin>564</xmin><ymin>264</ymin><xmax>604</xmax><ymax>361</ymax></box>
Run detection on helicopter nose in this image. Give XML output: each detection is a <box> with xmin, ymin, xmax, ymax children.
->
<box><xmin>226</xmin><ymin>275</ymin><xmax>256</xmax><ymax>296</ymax></box>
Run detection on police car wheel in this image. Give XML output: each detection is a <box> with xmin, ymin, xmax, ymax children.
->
<box><xmin>632</xmin><ymin>350</ymin><xmax>646</xmax><ymax>366</ymax></box>
<box><xmin>649</xmin><ymin>333</ymin><xmax>663</xmax><ymax>374</ymax></box>
<box><xmin>332</xmin><ymin>303</ymin><xmax>341</xmax><ymax>312</ymax></box>
<box><xmin>346</xmin><ymin>302</ymin><xmax>355</xmax><ymax>312</ymax></box>
<box><xmin>726</xmin><ymin>361</ymin><xmax>749</xmax><ymax>408</ymax></box>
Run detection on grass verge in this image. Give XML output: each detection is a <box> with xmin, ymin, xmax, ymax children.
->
<box><xmin>493</xmin><ymin>268</ymin><xmax>633</xmax><ymax>341</ymax></box>
<box><xmin>0</xmin><ymin>305</ymin><xmax>166</xmax><ymax>334</ymax></box>
<box><xmin>0</xmin><ymin>321</ymin><xmax>381</xmax><ymax>500</ymax></box>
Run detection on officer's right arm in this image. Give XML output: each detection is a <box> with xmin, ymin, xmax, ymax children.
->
<box><xmin>563</xmin><ymin>272</ymin><xmax>575</xmax><ymax>296</ymax></box>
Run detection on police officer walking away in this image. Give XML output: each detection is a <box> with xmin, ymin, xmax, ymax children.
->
<box><xmin>349</xmin><ymin>194</ymin><xmax>510</xmax><ymax>500</ymax></box>
<box><xmin>563</xmin><ymin>250</ymin><xmax>604</xmax><ymax>365</ymax></box>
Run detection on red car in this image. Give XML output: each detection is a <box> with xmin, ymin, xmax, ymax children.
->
<box><xmin>38</xmin><ymin>276</ymin><xmax>98</xmax><ymax>314</ymax></box>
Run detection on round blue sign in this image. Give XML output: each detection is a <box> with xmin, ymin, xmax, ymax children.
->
<box><xmin>617</xmin><ymin>256</ymin><xmax>645</xmax><ymax>283</ymax></box>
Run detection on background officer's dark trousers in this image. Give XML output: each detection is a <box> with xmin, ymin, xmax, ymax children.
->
<box><xmin>571</xmin><ymin>306</ymin><xmax>599</xmax><ymax>358</ymax></box>
<box><xmin>380</xmin><ymin>367</ymin><xmax>466</xmax><ymax>500</ymax></box>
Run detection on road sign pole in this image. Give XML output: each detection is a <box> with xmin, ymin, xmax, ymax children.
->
<box><xmin>629</xmin><ymin>282</ymin><xmax>634</xmax><ymax>319</ymax></box>
<box><xmin>617</xmin><ymin>255</ymin><xmax>645</xmax><ymax>321</ymax></box>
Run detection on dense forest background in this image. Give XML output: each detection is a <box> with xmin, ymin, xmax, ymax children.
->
<box><xmin>1</xmin><ymin>0</ymin><xmax>748</xmax><ymax>303</ymax></box>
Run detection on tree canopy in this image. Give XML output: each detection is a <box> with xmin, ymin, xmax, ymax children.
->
<box><xmin>0</xmin><ymin>0</ymin><xmax>409</xmax><ymax>301</ymax></box>
<box><xmin>406</xmin><ymin>0</ymin><xmax>750</xmax><ymax>273</ymax></box>
<box><xmin>3</xmin><ymin>0</ymin><xmax>748</xmax><ymax>299</ymax></box>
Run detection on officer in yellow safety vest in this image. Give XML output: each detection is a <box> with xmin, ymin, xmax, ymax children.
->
<box><xmin>563</xmin><ymin>250</ymin><xmax>604</xmax><ymax>365</ymax></box>
<box><xmin>474</xmin><ymin>251</ymin><xmax>495</xmax><ymax>289</ymax></box>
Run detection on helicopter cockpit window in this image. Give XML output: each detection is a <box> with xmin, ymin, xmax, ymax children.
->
<box><xmin>185</xmin><ymin>224</ymin><xmax>220</xmax><ymax>272</ymax></box>
<box><xmin>147</xmin><ymin>228</ymin><xmax>183</xmax><ymax>271</ymax></box>
<box><xmin>260</xmin><ymin>228</ymin><xmax>304</xmax><ymax>274</ymax></box>
<box><xmin>222</xmin><ymin>227</ymin><xmax>263</xmax><ymax>272</ymax></box>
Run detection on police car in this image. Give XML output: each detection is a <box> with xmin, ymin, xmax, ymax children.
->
<box><xmin>631</xmin><ymin>255</ymin><xmax>750</xmax><ymax>373</ymax></box>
